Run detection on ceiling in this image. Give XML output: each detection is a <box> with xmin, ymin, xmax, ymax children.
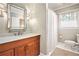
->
<box><xmin>48</xmin><ymin>3</ymin><xmax>77</xmax><ymax>11</ymax></box>
<box><xmin>10</xmin><ymin>3</ymin><xmax>78</xmax><ymax>11</ymax></box>
<box><xmin>11</xmin><ymin>3</ymin><xmax>40</xmax><ymax>9</ymax></box>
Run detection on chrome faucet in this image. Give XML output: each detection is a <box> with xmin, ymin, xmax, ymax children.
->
<box><xmin>14</xmin><ymin>32</ymin><xmax>23</xmax><ymax>36</ymax></box>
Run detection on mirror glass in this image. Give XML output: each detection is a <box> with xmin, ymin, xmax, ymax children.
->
<box><xmin>7</xmin><ymin>4</ymin><xmax>26</xmax><ymax>34</ymax></box>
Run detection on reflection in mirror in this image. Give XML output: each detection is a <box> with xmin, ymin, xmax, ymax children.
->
<box><xmin>7</xmin><ymin>4</ymin><xmax>26</xmax><ymax>35</ymax></box>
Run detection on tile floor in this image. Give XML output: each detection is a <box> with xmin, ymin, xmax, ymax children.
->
<box><xmin>51</xmin><ymin>47</ymin><xmax>79</xmax><ymax>56</ymax></box>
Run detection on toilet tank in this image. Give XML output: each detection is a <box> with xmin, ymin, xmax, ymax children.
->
<box><xmin>77</xmin><ymin>34</ymin><xmax>79</xmax><ymax>43</ymax></box>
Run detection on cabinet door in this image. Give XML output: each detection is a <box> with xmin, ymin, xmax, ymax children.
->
<box><xmin>15</xmin><ymin>46</ymin><xmax>25</xmax><ymax>56</ymax></box>
<box><xmin>25</xmin><ymin>39</ymin><xmax>40</xmax><ymax>56</ymax></box>
<box><xmin>0</xmin><ymin>49</ymin><xmax>14</xmax><ymax>56</ymax></box>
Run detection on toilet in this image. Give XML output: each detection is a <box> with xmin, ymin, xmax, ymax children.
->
<box><xmin>64</xmin><ymin>34</ymin><xmax>79</xmax><ymax>48</ymax></box>
<box><xmin>64</xmin><ymin>40</ymin><xmax>76</xmax><ymax>48</ymax></box>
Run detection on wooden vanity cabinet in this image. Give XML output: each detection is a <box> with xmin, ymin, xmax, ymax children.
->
<box><xmin>0</xmin><ymin>49</ymin><xmax>14</xmax><ymax>56</ymax></box>
<box><xmin>15</xmin><ymin>46</ymin><xmax>25</xmax><ymax>56</ymax></box>
<box><xmin>25</xmin><ymin>38</ymin><xmax>40</xmax><ymax>56</ymax></box>
<box><xmin>0</xmin><ymin>35</ymin><xmax>40</xmax><ymax>56</ymax></box>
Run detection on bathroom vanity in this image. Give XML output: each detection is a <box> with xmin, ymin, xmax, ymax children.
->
<box><xmin>0</xmin><ymin>33</ymin><xmax>40</xmax><ymax>56</ymax></box>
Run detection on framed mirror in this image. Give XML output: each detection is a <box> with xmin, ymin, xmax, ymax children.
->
<box><xmin>7</xmin><ymin>4</ymin><xmax>26</xmax><ymax>34</ymax></box>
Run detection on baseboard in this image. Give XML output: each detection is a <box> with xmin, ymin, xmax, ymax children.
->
<box><xmin>39</xmin><ymin>47</ymin><xmax>56</xmax><ymax>56</ymax></box>
<box><xmin>39</xmin><ymin>52</ymin><xmax>46</xmax><ymax>56</ymax></box>
<box><xmin>47</xmin><ymin>47</ymin><xmax>56</xmax><ymax>56</ymax></box>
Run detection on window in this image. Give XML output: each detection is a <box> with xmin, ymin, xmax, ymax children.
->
<box><xmin>59</xmin><ymin>11</ymin><xmax>78</xmax><ymax>28</ymax></box>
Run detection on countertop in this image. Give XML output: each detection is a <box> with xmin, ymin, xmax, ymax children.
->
<box><xmin>0</xmin><ymin>33</ymin><xmax>40</xmax><ymax>44</ymax></box>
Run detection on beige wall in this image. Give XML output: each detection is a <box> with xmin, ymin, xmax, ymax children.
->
<box><xmin>58</xmin><ymin>28</ymin><xmax>79</xmax><ymax>42</ymax></box>
<box><xmin>27</xmin><ymin>4</ymin><xmax>47</xmax><ymax>54</ymax></box>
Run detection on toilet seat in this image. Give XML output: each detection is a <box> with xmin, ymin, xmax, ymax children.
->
<box><xmin>64</xmin><ymin>40</ymin><xmax>76</xmax><ymax>44</ymax></box>
<box><xmin>64</xmin><ymin>40</ymin><xmax>76</xmax><ymax>47</ymax></box>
